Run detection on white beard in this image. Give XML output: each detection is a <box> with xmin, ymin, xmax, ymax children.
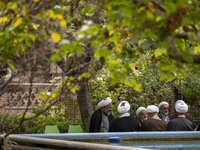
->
<box><xmin>142</xmin><ymin>117</ymin><xmax>148</xmax><ymax>121</ymax></box>
<box><xmin>164</xmin><ymin>112</ymin><xmax>169</xmax><ymax>116</ymax></box>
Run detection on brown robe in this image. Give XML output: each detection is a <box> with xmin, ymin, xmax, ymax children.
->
<box><xmin>141</xmin><ymin>118</ymin><xmax>167</xmax><ymax>131</ymax></box>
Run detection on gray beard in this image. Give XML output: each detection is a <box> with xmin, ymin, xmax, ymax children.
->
<box><xmin>143</xmin><ymin>117</ymin><xmax>148</xmax><ymax>121</ymax></box>
<box><xmin>163</xmin><ymin>112</ymin><xmax>169</xmax><ymax>116</ymax></box>
<box><xmin>103</xmin><ymin>110</ymin><xmax>110</xmax><ymax>116</ymax></box>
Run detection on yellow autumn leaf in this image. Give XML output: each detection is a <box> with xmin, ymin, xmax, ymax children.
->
<box><xmin>138</xmin><ymin>6</ymin><xmax>145</xmax><ymax>13</ymax></box>
<box><xmin>194</xmin><ymin>46</ymin><xmax>200</xmax><ymax>54</ymax></box>
<box><xmin>109</xmin><ymin>30</ymin><xmax>114</xmax><ymax>36</ymax></box>
<box><xmin>67</xmin><ymin>82</ymin><xmax>70</xmax><ymax>86</ymax></box>
<box><xmin>13</xmin><ymin>18</ymin><xmax>22</xmax><ymax>28</ymax></box>
<box><xmin>57</xmin><ymin>14</ymin><xmax>63</xmax><ymax>20</ymax></box>
<box><xmin>148</xmin><ymin>4</ymin><xmax>155</xmax><ymax>12</ymax></box>
<box><xmin>51</xmin><ymin>32</ymin><xmax>60</xmax><ymax>43</ymax></box>
<box><xmin>32</xmin><ymin>0</ymin><xmax>39</xmax><ymax>2</ymax></box>
<box><xmin>33</xmin><ymin>25</ymin><xmax>38</xmax><ymax>30</ymax></box>
<box><xmin>154</xmin><ymin>48</ymin><xmax>163</xmax><ymax>57</ymax></box>
<box><xmin>51</xmin><ymin>93</ymin><xmax>57</xmax><ymax>99</ymax></box>
<box><xmin>70</xmin><ymin>88</ymin><xmax>76</xmax><ymax>94</ymax></box>
<box><xmin>48</xmin><ymin>10</ymin><xmax>56</xmax><ymax>20</ymax></box>
<box><xmin>116</xmin><ymin>43</ymin><xmax>122</xmax><ymax>52</ymax></box>
<box><xmin>65</xmin><ymin>6</ymin><xmax>71</xmax><ymax>12</ymax></box>
<box><xmin>134</xmin><ymin>84</ymin><xmax>143</xmax><ymax>92</ymax></box>
<box><xmin>138</xmin><ymin>40</ymin><xmax>141</xmax><ymax>46</ymax></box>
<box><xmin>156</xmin><ymin>16</ymin><xmax>162</xmax><ymax>22</ymax></box>
<box><xmin>22</xmin><ymin>6</ymin><xmax>26</xmax><ymax>13</ymax></box>
<box><xmin>60</xmin><ymin>20</ymin><xmax>66</xmax><ymax>27</ymax></box>
<box><xmin>9</xmin><ymin>3</ymin><xmax>17</xmax><ymax>10</ymax></box>
<box><xmin>14</xmin><ymin>39</ymin><xmax>18</xmax><ymax>44</ymax></box>
<box><xmin>0</xmin><ymin>17</ymin><xmax>9</xmax><ymax>24</ymax></box>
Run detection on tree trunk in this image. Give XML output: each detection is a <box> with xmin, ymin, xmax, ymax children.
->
<box><xmin>76</xmin><ymin>78</ymin><xmax>93</xmax><ymax>132</ymax></box>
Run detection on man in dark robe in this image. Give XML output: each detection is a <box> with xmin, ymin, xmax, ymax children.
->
<box><xmin>141</xmin><ymin>105</ymin><xmax>167</xmax><ymax>131</ymax></box>
<box><xmin>169</xmin><ymin>100</ymin><xmax>196</xmax><ymax>128</ymax></box>
<box><xmin>197</xmin><ymin>125</ymin><xmax>200</xmax><ymax>131</ymax></box>
<box><xmin>109</xmin><ymin>101</ymin><xmax>140</xmax><ymax>132</ymax></box>
<box><xmin>89</xmin><ymin>97</ymin><xmax>114</xmax><ymax>132</ymax></box>
<box><xmin>168</xmin><ymin>102</ymin><xmax>194</xmax><ymax>131</ymax></box>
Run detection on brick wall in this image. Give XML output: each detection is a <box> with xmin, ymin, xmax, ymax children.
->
<box><xmin>0</xmin><ymin>82</ymin><xmax>81</xmax><ymax>118</ymax></box>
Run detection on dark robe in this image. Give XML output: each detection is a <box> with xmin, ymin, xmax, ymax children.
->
<box><xmin>89</xmin><ymin>109</ymin><xmax>114</xmax><ymax>132</ymax></box>
<box><xmin>167</xmin><ymin>117</ymin><xmax>194</xmax><ymax>131</ymax></box>
<box><xmin>141</xmin><ymin>119</ymin><xmax>167</xmax><ymax>131</ymax></box>
<box><xmin>109</xmin><ymin>116</ymin><xmax>140</xmax><ymax>132</ymax></box>
<box><xmin>197</xmin><ymin>125</ymin><xmax>200</xmax><ymax>131</ymax></box>
<box><xmin>138</xmin><ymin>119</ymin><xmax>143</xmax><ymax>127</ymax></box>
<box><xmin>170</xmin><ymin>113</ymin><xmax>196</xmax><ymax>128</ymax></box>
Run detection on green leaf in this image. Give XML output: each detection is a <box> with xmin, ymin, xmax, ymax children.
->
<box><xmin>25</xmin><ymin>38</ymin><xmax>32</xmax><ymax>47</ymax></box>
<box><xmin>95</xmin><ymin>48</ymin><xmax>111</xmax><ymax>57</ymax></box>
<box><xmin>29</xmin><ymin>34</ymin><xmax>35</xmax><ymax>42</ymax></box>
<box><xmin>134</xmin><ymin>84</ymin><xmax>143</xmax><ymax>92</ymax></box>
<box><xmin>66</xmin><ymin>16</ymin><xmax>72</xmax><ymax>23</ymax></box>
<box><xmin>182</xmin><ymin>53</ymin><xmax>194</xmax><ymax>63</ymax></box>
<box><xmin>146</xmin><ymin>10</ymin><xmax>154</xmax><ymax>20</ymax></box>
<box><xmin>60</xmin><ymin>43</ymin><xmax>71</xmax><ymax>52</ymax></box>
<box><xmin>124</xmin><ymin>80</ymin><xmax>135</xmax><ymax>87</ymax></box>
<box><xmin>107</xmin><ymin>60</ymin><xmax>118</xmax><ymax>70</ymax></box>
<box><xmin>37</xmin><ymin>91</ymin><xmax>49</xmax><ymax>100</ymax></box>
<box><xmin>160</xmin><ymin>72</ymin><xmax>175</xmax><ymax>81</ymax></box>
<box><xmin>81</xmin><ymin>73</ymin><xmax>91</xmax><ymax>78</ymax></box>
<box><xmin>8</xmin><ymin>62</ymin><xmax>15</xmax><ymax>70</ymax></box>
<box><xmin>50</xmin><ymin>53</ymin><xmax>61</xmax><ymax>61</ymax></box>
<box><xmin>154</xmin><ymin>48</ymin><xmax>163</xmax><ymax>57</ymax></box>
<box><xmin>100</xmin><ymin>56</ymin><xmax>105</xmax><ymax>65</ymax></box>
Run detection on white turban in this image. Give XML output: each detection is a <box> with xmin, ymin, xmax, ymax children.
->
<box><xmin>117</xmin><ymin>101</ymin><xmax>130</xmax><ymax>114</ymax></box>
<box><xmin>175</xmin><ymin>102</ymin><xmax>188</xmax><ymax>113</ymax></box>
<box><xmin>136</xmin><ymin>107</ymin><xmax>146</xmax><ymax>117</ymax></box>
<box><xmin>146</xmin><ymin>105</ymin><xmax>159</xmax><ymax>113</ymax></box>
<box><xmin>175</xmin><ymin>100</ymin><xmax>185</xmax><ymax>107</ymax></box>
<box><xmin>97</xmin><ymin>97</ymin><xmax>112</xmax><ymax>107</ymax></box>
<box><xmin>158</xmin><ymin>101</ymin><xmax>169</xmax><ymax>109</ymax></box>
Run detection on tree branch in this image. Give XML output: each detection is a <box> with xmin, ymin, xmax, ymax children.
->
<box><xmin>4</xmin><ymin>87</ymin><xmax>66</xmax><ymax>138</ymax></box>
<box><xmin>0</xmin><ymin>72</ymin><xmax>14</xmax><ymax>95</ymax></box>
<box><xmin>70</xmin><ymin>0</ymin><xmax>81</xmax><ymax>17</ymax></box>
<box><xmin>164</xmin><ymin>37</ymin><xmax>200</xmax><ymax>63</ymax></box>
<box><xmin>176</xmin><ymin>33</ymin><xmax>188</xmax><ymax>39</ymax></box>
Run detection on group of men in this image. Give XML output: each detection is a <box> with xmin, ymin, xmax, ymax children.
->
<box><xmin>89</xmin><ymin>98</ymin><xmax>199</xmax><ymax>132</ymax></box>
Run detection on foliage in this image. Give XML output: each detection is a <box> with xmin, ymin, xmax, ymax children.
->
<box><xmin>89</xmin><ymin>52</ymin><xmax>200</xmax><ymax>118</ymax></box>
<box><xmin>0</xmin><ymin>113</ymin><xmax>82</xmax><ymax>134</ymax></box>
<box><xmin>89</xmin><ymin>68</ymin><xmax>173</xmax><ymax>118</ymax></box>
<box><xmin>1</xmin><ymin>0</ymin><xmax>199</xmax><ymax>86</ymax></box>
<box><xmin>1</xmin><ymin>0</ymin><xmax>200</xmax><ymax>133</ymax></box>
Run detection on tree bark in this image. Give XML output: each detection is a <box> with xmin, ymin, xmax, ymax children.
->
<box><xmin>76</xmin><ymin>78</ymin><xmax>94</xmax><ymax>132</ymax></box>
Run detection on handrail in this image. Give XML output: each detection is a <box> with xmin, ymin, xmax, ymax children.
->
<box><xmin>15</xmin><ymin>131</ymin><xmax>200</xmax><ymax>140</ymax></box>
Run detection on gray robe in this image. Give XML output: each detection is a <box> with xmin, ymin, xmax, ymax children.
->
<box><xmin>167</xmin><ymin>117</ymin><xmax>194</xmax><ymax>131</ymax></box>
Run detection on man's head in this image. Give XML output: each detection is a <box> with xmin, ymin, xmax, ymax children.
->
<box><xmin>175</xmin><ymin>100</ymin><xmax>185</xmax><ymax>107</ymax></box>
<box><xmin>117</xmin><ymin>101</ymin><xmax>130</xmax><ymax>114</ymax></box>
<box><xmin>146</xmin><ymin>105</ymin><xmax>159</xmax><ymax>119</ymax></box>
<box><xmin>175</xmin><ymin>101</ymin><xmax>188</xmax><ymax>116</ymax></box>
<box><xmin>98</xmin><ymin>97</ymin><xmax>112</xmax><ymax>114</ymax></box>
<box><xmin>158</xmin><ymin>101</ymin><xmax>169</xmax><ymax>116</ymax></box>
<box><xmin>136</xmin><ymin>107</ymin><xmax>147</xmax><ymax>121</ymax></box>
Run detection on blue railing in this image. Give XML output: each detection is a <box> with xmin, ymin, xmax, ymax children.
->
<box><xmin>17</xmin><ymin>131</ymin><xmax>200</xmax><ymax>139</ymax></box>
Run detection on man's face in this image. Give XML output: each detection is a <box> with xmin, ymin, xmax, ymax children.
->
<box><xmin>160</xmin><ymin>104</ymin><xmax>169</xmax><ymax>116</ymax></box>
<box><xmin>139</xmin><ymin>110</ymin><xmax>147</xmax><ymax>121</ymax></box>
<box><xmin>102</xmin><ymin>103</ymin><xmax>112</xmax><ymax>114</ymax></box>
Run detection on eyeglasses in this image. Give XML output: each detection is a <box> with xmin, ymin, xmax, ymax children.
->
<box><xmin>162</xmin><ymin>108</ymin><xmax>169</xmax><ymax>109</ymax></box>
